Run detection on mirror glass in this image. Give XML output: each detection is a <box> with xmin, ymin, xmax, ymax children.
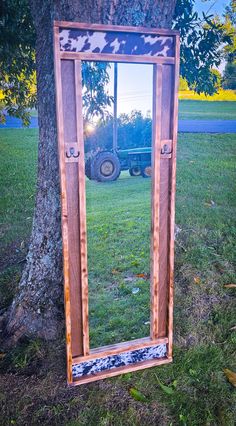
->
<box><xmin>82</xmin><ymin>61</ymin><xmax>153</xmax><ymax>348</ymax></box>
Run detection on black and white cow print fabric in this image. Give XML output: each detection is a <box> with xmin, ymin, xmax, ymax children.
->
<box><xmin>72</xmin><ymin>343</ymin><xmax>167</xmax><ymax>379</ymax></box>
<box><xmin>59</xmin><ymin>29</ymin><xmax>174</xmax><ymax>57</ymax></box>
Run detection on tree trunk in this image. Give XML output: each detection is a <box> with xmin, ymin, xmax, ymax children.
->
<box><xmin>5</xmin><ymin>0</ymin><xmax>176</xmax><ymax>343</ymax></box>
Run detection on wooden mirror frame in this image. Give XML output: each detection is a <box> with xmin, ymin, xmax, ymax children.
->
<box><xmin>53</xmin><ymin>21</ymin><xmax>180</xmax><ymax>386</ymax></box>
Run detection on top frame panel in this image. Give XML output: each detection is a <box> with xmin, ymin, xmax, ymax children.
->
<box><xmin>59</xmin><ymin>27</ymin><xmax>174</xmax><ymax>57</ymax></box>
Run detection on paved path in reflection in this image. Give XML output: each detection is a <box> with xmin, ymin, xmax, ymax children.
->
<box><xmin>0</xmin><ymin>116</ymin><xmax>236</xmax><ymax>133</ymax></box>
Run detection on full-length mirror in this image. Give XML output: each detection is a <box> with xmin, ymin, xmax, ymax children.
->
<box><xmin>82</xmin><ymin>62</ymin><xmax>153</xmax><ymax>348</ymax></box>
<box><xmin>54</xmin><ymin>21</ymin><xmax>179</xmax><ymax>385</ymax></box>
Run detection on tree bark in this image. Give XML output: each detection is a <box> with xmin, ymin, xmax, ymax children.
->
<box><xmin>5</xmin><ymin>0</ymin><xmax>177</xmax><ymax>343</ymax></box>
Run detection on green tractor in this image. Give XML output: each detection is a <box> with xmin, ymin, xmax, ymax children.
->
<box><xmin>85</xmin><ymin>146</ymin><xmax>152</xmax><ymax>182</ymax></box>
<box><xmin>85</xmin><ymin>63</ymin><xmax>152</xmax><ymax>182</ymax></box>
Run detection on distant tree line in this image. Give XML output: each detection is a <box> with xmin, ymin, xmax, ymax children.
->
<box><xmin>85</xmin><ymin>110</ymin><xmax>152</xmax><ymax>153</ymax></box>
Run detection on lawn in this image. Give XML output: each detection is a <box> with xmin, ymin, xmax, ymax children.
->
<box><xmin>0</xmin><ymin>129</ymin><xmax>236</xmax><ymax>425</ymax></box>
<box><xmin>178</xmin><ymin>100</ymin><xmax>236</xmax><ymax>120</ymax></box>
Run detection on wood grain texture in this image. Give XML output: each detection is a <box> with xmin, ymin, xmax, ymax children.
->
<box><xmin>168</xmin><ymin>35</ymin><xmax>180</xmax><ymax>357</ymax></box>
<box><xmin>74</xmin><ymin>60</ymin><xmax>90</xmax><ymax>356</ymax></box>
<box><xmin>150</xmin><ymin>64</ymin><xmax>162</xmax><ymax>340</ymax></box>
<box><xmin>54</xmin><ymin>20</ymin><xmax>179</xmax><ymax>35</ymax></box>
<box><xmin>73</xmin><ymin>337</ymin><xmax>168</xmax><ymax>363</ymax></box>
<box><xmin>158</xmin><ymin>64</ymin><xmax>174</xmax><ymax>337</ymax></box>
<box><xmin>53</xmin><ymin>27</ymin><xmax>73</xmax><ymax>384</ymax></box>
<box><xmin>61</xmin><ymin>59</ymin><xmax>84</xmax><ymax>358</ymax></box>
<box><xmin>60</xmin><ymin>51</ymin><xmax>175</xmax><ymax>64</ymax></box>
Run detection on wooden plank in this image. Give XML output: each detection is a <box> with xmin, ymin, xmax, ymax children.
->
<box><xmin>53</xmin><ymin>27</ymin><xmax>73</xmax><ymax>384</ymax></box>
<box><xmin>150</xmin><ymin>64</ymin><xmax>162</xmax><ymax>340</ymax></box>
<box><xmin>73</xmin><ymin>337</ymin><xmax>168</xmax><ymax>364</ymax></box>
<box><xmin>60</xmin><ymin>51</ymin><xmax>175</xmax><ymax>65</ymax></box>
<box><xmin>61</xmin><ymin>59</ymin><xmax>84</xmax><ymax>358</ymax></box>
<box><xmin>168</xmin><ymin>35</ymin><xmax>180</xmax><ymax>357</ymax></box>
<box><xmin>74</xmin><ymin>60</ymin><xmax>90</xmax><ymax>356</ymax></box>
<box><xmin>71</xmin><ymin>356</ymin><xmax>172</xmax><ymax>386</ymax></box>
<box><xmin>158</xmin><ymin>64</ymin><xmax>174</xmax><ymax>337</ymax></box>
<box><xmin>54</xmin><ymin>20</ymin><xmax>179</xmax><ymax>36</ymax></box>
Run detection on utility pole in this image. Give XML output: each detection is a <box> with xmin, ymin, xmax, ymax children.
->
<box><xmin>113</xmin><ymin>62</ymin><xmax>118</xmax><ymax>151</ymax></box>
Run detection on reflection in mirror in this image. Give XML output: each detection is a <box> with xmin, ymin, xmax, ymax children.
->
<box><xmin>82</xmin><ymin>61</ymin><xmax>153</xmax><ymax>348</ymax></box>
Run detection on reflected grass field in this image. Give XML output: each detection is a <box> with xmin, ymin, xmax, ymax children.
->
<box><xmin>86</xmin><ymin>173</ymin><xmax>151</xmax><ymax>347</ymax></box>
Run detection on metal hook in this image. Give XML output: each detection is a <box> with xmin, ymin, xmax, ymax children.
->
<box><xmin>161</xmin><ymin>144</ymin><xmax>169</xmax><ymax>154</ymax></box>
<box><xmin>66</xmin><ymin>147</ymin><xmax>80</xmax><ymax>158</ymax></box>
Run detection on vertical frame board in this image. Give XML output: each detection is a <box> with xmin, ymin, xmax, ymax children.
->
<box><xmin>61</xmin><ymin>59</ymin><xmax>83</xmax><ymax>358</ymax></box>
<box><xmin>53</xmin><ymin>22</ymin><xmax>180</xmax><ymax>385</ymax></box>
<box><xmin>150</xmin><ymin>64</ymin><xmax>162</xmax><ymax>340</ymax></box>
<box><xmin>74</xmin><ymin>60</ymin><xmax>90</xmax><ymax>356</ymax></box>
<box><xmin>53</xmin><ymin>27</ymin><xmax>73</xmax><ymax>383</ymax></box>
<box><xmin>168</xmin><ymin>35</ymin><xmax>180</xmax><ymax>358</ymax></box>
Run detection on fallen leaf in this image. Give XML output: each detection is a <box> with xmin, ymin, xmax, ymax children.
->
<box><xmin>194</xmin><ymin>276</ymin><xmax>201</xmax><ymax>285</ymax></box>
<box><xmin>229</xmin><ymin>325</ymin><xmax>236</xmax><ymax>331</ymax></box>
<box><xmin>0</xmin><ymin>353</ymin><xmax>6</xmax><ymax>359</ymax></box>
<box><xmin>172</xmin><ymin>380</ymin><xmax>178</xmax><ymax>389</ymax></box>
<box><xmin>223</xmin><ymin>369</ymin><xmax>236</xmax><ymax>387</ymax></box>
<box><xmin>129</xmin><ymin>387</ymin><xmax>148</xmax><ymax>402</ymax></box>
<box><xmin>111</xmin><ymin>269</ymin><xmax>119</xmax><ymax>275</ymax></box>
<box><xmin>224</xmin><ymin>284</ymin><xmax>236</xmax><ymax>289</ymax></box>
<box><xmin>135</xmin><ymin>273</ymin><xmax>149</xmax><ymax>279</ymax></box>
<box><xmin>155</xmin><ymin>375</ymin><xmax>174</xmax><ymax>395</ymax></box>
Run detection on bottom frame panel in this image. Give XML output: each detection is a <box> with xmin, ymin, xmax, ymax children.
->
<box><xmin>71</xmin><ymin>343</ymin><xmax>169</xmax><ymax>385</ymax></box>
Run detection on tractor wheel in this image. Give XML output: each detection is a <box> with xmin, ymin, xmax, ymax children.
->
<box><xmin>85</xmin><ymin>158</ymin><xmax>93</xmax><ymax>180</ymax></box>
<box><xmin>129</xmin><ymin>166</ymin><xmax>141</xmax><ymax>177</ymax></box>
<box><xmin>141</xmin><ymin>165</ymin><xmax>152</xmax><ymax>178</ymax></box>
<box><xmin>93</xmin><ymin>151</ymin><xmax>121</xmax><ymax>182</ymax></box>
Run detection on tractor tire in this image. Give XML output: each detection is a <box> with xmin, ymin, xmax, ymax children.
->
<box><xmin>85</xmin><ymin>158</ymin><xmax>93</xmax><ymax>180</ymax></box>
<box><xmin>93</xmin><ymin>151</ymin><xmax>121</xmax><ymax>182</ymax></box>
<box><xmin>129</xmin><ymin>166</ymin><xmax>141</xmax><ymax>177</ymax></box>
<box><xmin>141</xmin><ymin>165</ymin><xmax>152</xmax><ymax>178</ymax></box>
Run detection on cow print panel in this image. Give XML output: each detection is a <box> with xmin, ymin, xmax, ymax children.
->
<box><xmin>59</xmin><ymin>29</ymin><xmax>174</xmax><ymax>57</ymax></box>
<box><xmin>72</xmin><ymin>343</ymin><xmax>167</xmax><ymax>378</ymax></box>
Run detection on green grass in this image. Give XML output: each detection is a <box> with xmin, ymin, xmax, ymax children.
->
<box><xmin>178</xmin><ymin>100</ymin><xmax>236</xmax><ymax>120</ymax></box>
<box><xmin>86</xmin><ymin>174</ymin><xmax>152</xmax><ymax>347</ymax></box>
<box><xmin>0</xmin><ymin>129</ymin><xmax>37</xmax><ymax>246</ymax></box>
<box><xmin>0</xmin><ymin>129</ymin><xmax>236</xmax><ymax>425</ymax></box>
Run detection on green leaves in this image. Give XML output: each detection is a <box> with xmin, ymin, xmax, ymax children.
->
<box><xmin>174</xmin><ymin>0</ymin><xmax>229</xmax><ymax>95</ymax></box>
<box><xmin>155</xmin><ymin>375</ymin><xmax>176</xmax><ymax>395</ymax></box>
<box><xmin>129</xmin><ymin>387</ymin><xmax>148</xmax><ymax>402</ymax></box>
<box><xmin>0</xmin><ymin>0</ymin><xmax>36</xmax><ymax>125</ymax></box>
<box><xmin>129</xmin><ymin>376</ymin><xmax>176</xmax><ymax>405</ymax></box>
<box><xmin>82</xmin><ymin>61</ymin><xmax>113</xmax><ymax>122</ymax></box>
